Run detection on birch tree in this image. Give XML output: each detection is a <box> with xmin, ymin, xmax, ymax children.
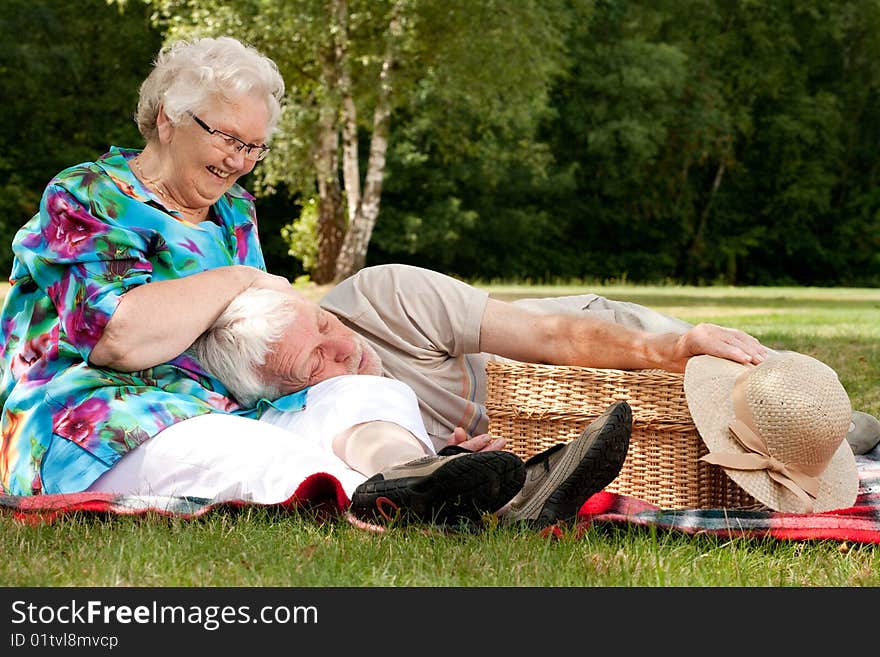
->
<box><xmin>143</xmin><ymin>0</ymin><xmax>568</xmax><ymax>283</ymax></box>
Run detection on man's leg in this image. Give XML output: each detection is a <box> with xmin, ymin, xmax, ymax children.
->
<box><xmin>849</xmin><ymin>412</ymin><xmax>880</xmax><ymax>455</ymax></box>
<box><xmin>332</xmin><ymin>421</ymin><xmax>428</xmax><ymax>477</ymax></box>
<box><xmin>511</xmin><ymin>294</ymin><xmax>693</xmax><ymax>334</ymax></box>
<box><xmin>264</xmin><ymin>374</ymin><xmax>527</xmax><ymax>525</ymax></box>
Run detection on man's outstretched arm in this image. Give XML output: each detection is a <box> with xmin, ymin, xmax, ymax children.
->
<box><xmin>478</xmin><ymin>298</ymin><xmax>767</xmax><ymax>373</ymax></box>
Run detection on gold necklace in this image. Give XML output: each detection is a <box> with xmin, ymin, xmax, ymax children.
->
<box><xmin>131</xmin><ymin>155</ymin><xmax>208</xmax><ymax>221</ymax></box>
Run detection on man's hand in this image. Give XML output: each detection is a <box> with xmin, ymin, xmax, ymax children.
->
<box><xmin>660</xmin><ymin>322</ymin><xmax>769</xmax><ymax>372</ymax></box>
<box><xmin>446</xmin><ymin>426</ymin><xmax>507</xmax><ymax>452</ymax></box>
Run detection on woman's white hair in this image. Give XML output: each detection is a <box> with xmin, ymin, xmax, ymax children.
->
<box><xmin>136</xmin><ymin>36</ymin><xmax>285</xmax><ymax>142</ymax></box>
<box><xmin>192</xmin><ymin>288</ymin><xmax>298</xmax><ymax>407</ymax></box>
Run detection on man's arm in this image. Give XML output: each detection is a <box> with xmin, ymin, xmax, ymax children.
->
<box><xmin>478</xmin><ymin>298</ymin><xmax>767</xmax><ymax>373</ymax></box>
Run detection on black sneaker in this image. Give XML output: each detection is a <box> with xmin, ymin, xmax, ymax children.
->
<box><xmin>350</xmin><ymin>447</ymin><xmax>526</xmax><ymax>527</ymax></box>
<box><xmin>499</xmin><ymin>401</ymin><xmax>632</xmax><ymax>529</ymax></box>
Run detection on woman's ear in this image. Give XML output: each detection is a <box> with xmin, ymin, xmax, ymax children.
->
<box><xmin>156</xmin><ymin>104</ymin><xmax>174</xmax><ymax>144</ymax></box>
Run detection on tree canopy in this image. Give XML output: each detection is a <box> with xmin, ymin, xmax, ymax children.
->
<box><xmin>2</xmin><ymin>0</ymin><xmax>878</xmax><ymax>286</ymax></box>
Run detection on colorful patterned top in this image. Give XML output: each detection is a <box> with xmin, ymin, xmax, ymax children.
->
<box><xmin>0</xmin><ymin>146</ymin><xmax>306</xmax><ymax>496</ymax></box>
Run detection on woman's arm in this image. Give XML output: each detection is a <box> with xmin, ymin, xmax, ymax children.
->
<box><xmin>89</xmin><ymin>265</ymin><xmax>294</xmax><ymax>371</ymax></box>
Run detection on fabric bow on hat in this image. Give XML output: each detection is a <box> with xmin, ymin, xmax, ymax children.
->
<box><xmin>700</xmin><ymin>368</ymin><xmax>822</xmax><ymax>513</ymax></box>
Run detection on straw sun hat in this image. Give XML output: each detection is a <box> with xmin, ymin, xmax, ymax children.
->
<box><xmin>684</xmin><ymin>351</ymin><xmax>858</xmax><ymax>513</ymax></box>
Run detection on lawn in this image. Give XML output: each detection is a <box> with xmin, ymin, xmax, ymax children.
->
<box><xmin>1</xmin><ymin>282</ymin><xmax>878</xmax><ymax>587</ymax></box>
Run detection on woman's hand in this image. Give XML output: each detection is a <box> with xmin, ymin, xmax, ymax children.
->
<box><xmin>244</xmin><ymin>268</ymin><xmax>297</xmax><ymax>295</ymax></box>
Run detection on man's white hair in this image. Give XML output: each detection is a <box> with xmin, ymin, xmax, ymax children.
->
<box><xmin>192</xmin><ymin>288</ymin><xmax>297</xmax><ymax>407</ymax></box>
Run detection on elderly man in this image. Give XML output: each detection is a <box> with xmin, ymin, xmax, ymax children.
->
<box><xmin>193</xmin><ymin>284</ymin><xmax>635</xmax><ymax>529</ymax></box>
<box><xmin>194</xmin><ymin>264</ymin><xmax>879</xmax><ymax>526</ymax></box>
<box><xmin>191</xmin><ymin>263</ymin><xmax>781</xmax><ymax>528</ymax></box>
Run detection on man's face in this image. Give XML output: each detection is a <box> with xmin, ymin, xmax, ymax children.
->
<box><xmin>259</xmin><ymin>296</ymin><xmax>384</xmax><ymax>394</ymax></box>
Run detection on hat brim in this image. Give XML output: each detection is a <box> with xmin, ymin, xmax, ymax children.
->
<box><xmin>684</xmin><ymin>355</ymin><xmax>858</xmax><ymax>513</ymax></box>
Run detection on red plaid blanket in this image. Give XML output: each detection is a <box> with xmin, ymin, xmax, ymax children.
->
<box><xmin>3</xmin><ymin>452</ymin><xmax>878</xmax><ymax>543</ymax></box>
<box><xmin>577</xmin><ymin>451</ymin><xmax>880</xmax><ymax>543</ymax></box>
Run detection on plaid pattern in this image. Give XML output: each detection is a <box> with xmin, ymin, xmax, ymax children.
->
<box><xmin>578</xmin><ymin>450</ymin><xmax>880</xmax><ymax>543</ymax></box>
<box><xmin>3</xmin><ymin>451</ymin><xmax>878</xmax><ymax>544</ymax></box>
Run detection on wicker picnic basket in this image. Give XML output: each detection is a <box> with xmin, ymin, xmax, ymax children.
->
<box><xmin>484</xmin><ymin>361</ymin><xmax>763</xmax><ymax>510</ymax></box>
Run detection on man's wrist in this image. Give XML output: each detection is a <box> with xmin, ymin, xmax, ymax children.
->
<box><xmin>640</xmin><ymin>332</ymin><xmax>678</xmax><ymax>370</ymax></box>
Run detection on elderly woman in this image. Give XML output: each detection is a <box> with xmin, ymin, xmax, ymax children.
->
<box><xmin>0</xmin><ymin>36</ymin><xmax>524</xmax><ymax>526</ymax></box>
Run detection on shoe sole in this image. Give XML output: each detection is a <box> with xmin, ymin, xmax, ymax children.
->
<box><xmin>514</xmin><ymin>401</ymin><xmax>632</xmax><ymax>529</ymax></box>
<box><xmin>350</xmin><ymin>451</ymin><xmax>526</xmax><ymax>526</ymax></box>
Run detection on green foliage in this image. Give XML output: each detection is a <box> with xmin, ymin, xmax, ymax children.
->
<box><xmin>366</xmin><ymin>0</ymin><xmax>571</xmax><ymax>276</ymax></box>
<box><xmin>0</xmin><ymin>0</ymin><xmax>163</xmax><ymax>275</ymax></box>
<box><xmin>2</xmin><ymin>0</ymin><xmax>879</xmax><ymax>286</ymax></box>
<box><xmin>281</xmin><ymin>198</ymin><xmax>319</xmax><ymax>271</ymax></box>
<box><xmin>526</xmin><ymin>0</ymin><xmax>880</xmax><ymax>285</ymax></box>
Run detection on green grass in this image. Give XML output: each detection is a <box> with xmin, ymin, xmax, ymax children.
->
<box><xmin>2</xmin><ymin>284</ymin><xmax>879</xmax><ymax>587</ymax></box>
<box><xmin>3</xmin><ymin>508</ymin><xmax>879</xmax><ymax>587</ymax></box>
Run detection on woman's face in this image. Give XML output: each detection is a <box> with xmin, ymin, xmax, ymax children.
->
<box><xmin>161</xmin><ymin>94</ymin><xmax>269</xmax><ymax>210</ymax></box>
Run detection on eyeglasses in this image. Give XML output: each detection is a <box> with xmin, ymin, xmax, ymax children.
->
<box><xmin>188</xmin><ymin>112</ymin><xmax>270</xmax><ymax>162</ymax></box>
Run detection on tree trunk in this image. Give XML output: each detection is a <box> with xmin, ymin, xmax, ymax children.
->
<box><xmin>333</xmin><ymin>98</ymin><xmax>391</xmax><ymax>281</ymax></box>
<box><xmin>333</xmin><ymin>3</ymin><xmax>403</xmax><ymax>282</ymax></box>
<box><xmin>334</xmin><ymin>0</ymin><xmax>361</xmax><ymax>225</ymax></box>
<box><xmin>312</xmin><ymin>52</ymin><xmax>345</xmax><ymax>284</ymax></box>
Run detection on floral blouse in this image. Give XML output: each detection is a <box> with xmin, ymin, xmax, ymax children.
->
<box><xmin>0</xmin><ymin>146</ymin><xmax>306</xmax><ymax>495</ymax></box>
